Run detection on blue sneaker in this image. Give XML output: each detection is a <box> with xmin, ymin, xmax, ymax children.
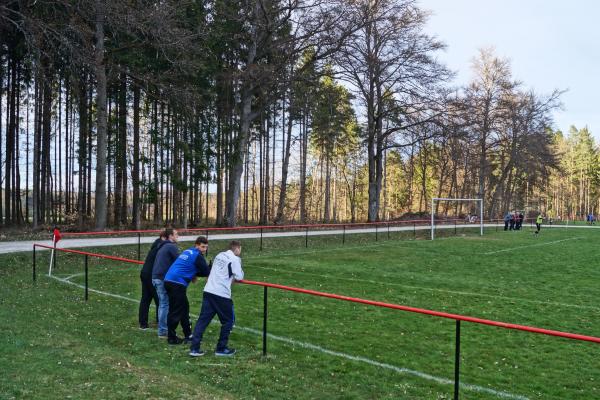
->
<box><xmin>215</xmin><ymin>348</ymin><xmax>236</xmax><ymax>357</ymax></box>
<box><xmin>189</xmin><ymin>349</ymin><xmax>205</xmax><ymax>357</ymax></box>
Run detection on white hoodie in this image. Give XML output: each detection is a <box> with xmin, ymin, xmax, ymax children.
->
<box><xmin>204</xmin><ymin>250</ymin><xmax>244</xmax><ymax>299</ymax></box>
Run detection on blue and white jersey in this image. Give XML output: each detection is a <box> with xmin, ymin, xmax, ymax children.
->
<box><xmin>204</xmin><ymin>250</ymin><xmax>243</xmax><ymax>299</ymax></box>
<box><xmin>164</xmin><ymin>247</ymin><xmax>209</xmax><ymax>287</ymax></box>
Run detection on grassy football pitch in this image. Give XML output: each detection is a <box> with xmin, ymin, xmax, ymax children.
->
<box><xmin>1</xmin><ymin>225</ymin><xmax>599</xmax><ymax>399</ymax></box>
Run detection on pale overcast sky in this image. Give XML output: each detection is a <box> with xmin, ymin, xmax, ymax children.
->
<box><xmin>419</xmin><ymin>0</ymin><xmax>600</xmax><ymax>138</ymax></box>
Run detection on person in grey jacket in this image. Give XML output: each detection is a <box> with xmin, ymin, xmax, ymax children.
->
<box><xmin>151</xmin><ymin>228</ymin><xmax>179</xmax><ymax>337</ymax></box>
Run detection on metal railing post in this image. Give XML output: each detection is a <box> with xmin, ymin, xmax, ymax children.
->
<box><xmin>342</xmin><ymin>225</ymin><xmax>346</xmax><ymax>245</ymax></box>
<box><xmin>263</xmin><ymin>286</ymin><xmax>268</xmax><ymax>356</ymax></box>
<box><xmin>375</xmin><ymin>224</ymin><xmax>378</xmax><ymax>241</ymax></box>
<box><xmin>454</xmin><ymin>320</ymin><xmax>461</xmax><ymax>400</ymax></box>
<box><xmin>454</xmin><ymin>220</ymin><xmax>457</xmax><ymax>235</ymax></box>
<box><xmin>387</xmin><ymin>223</ymin><xmax>390</xmax><ymax>239</ymax></box>
<box><xmin>32</xmin><ymin>245</ymin><xmax>36</xmax><ymax>282</ymax></box>
<box><xmin>260</xmin><ymin>228</ymin><xmax>263</xmax><ymax>251</ymax></box>
<box><xmin>413</xmin><ymin>222</ymin><xmax>416</xmax><ymax>239</ymax></box>
<box><xmin>137</xmin><ymin>233</ymin><xmax>141</xmax><ymax>260</ymax></box>
<box><xmin>305</xmin><ymin>227</ymin><xmax>309</xmax><ymax>248</ymax></box>
<box><xmin>84</xmin><ymin>254</ymin><xmax>89</xmax><ymax>301</ymax></box>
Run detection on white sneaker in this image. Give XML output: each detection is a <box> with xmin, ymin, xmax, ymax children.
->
<box><xmin>189</xmin><ymin>350</ymin><xmax>205</xmax><ymax>357</ymax></box>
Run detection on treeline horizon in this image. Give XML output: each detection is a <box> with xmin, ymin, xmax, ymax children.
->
<box><xmin>0</xmin><ymin>0</ymin><xmax>595</xmax><ymax>231</ymax></box>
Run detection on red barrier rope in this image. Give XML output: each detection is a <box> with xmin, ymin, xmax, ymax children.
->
<box><xmin>240</xmin><ymin>280</ymin><xmax>600</xmax><ymax>344</ymax></box>
<box><xmin>34</xmin><ymin>243</ymin><xmax>144</xmax><ymax>265</ymax></box>
<box><xmin>34</xmin><ymin>243</ymin><xmax>600</xmax><ymax>345</ymax></box>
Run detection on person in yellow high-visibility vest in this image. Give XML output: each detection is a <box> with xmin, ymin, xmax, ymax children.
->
<box><xmin>535</xmin><ymin>213</ymin><xmax>543</xmax><ymax>235</ymax></box>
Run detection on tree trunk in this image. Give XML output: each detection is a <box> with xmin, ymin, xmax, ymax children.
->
<box><xmin>78</xmin><ymin>77</ymin><xmax>88</xmax><ymax>227</ymax></box>
<box><xmin>94</xmin><ymin>0</ymin><xmax>108</xmax><ymax>230</ymax></box>
<box><xmin>32</xmin><ymin>75</ymin><xmax>40</xmax><ymax>228</ymax></box>
<box><xmin>132</xmin><ymin>85</ymin><xmax>141</xmax><ymax>229</ymax></box>
<box><xmin>299</xmin><ymin>111</ymin><xmax>308</xmax><ymax>222</ymax></box>
<box><xmin>5</xmin><ymin>57</ymin><xmax>16</xmax><ymax>225</ymax></box>
<box><xmin>323</xmin><ymin>155</ymin><xmax>331</xmax><ymax>223</ymax></box>
<box><xmin>115</xmin><ymin>73</ymin><xmax>127</xmax><ymax>225</ymax></box>
<box><xmin>225</xmin><ymin>84</ymin><xmax>253</xmax><ymax>227</ymax></box>
<box><xmin>41</xmin><ymin>62</ymin><xmax>53</xmax><ymax>224</ymax></box>
<box><xmin>274</xmin><ymin>99</ymin><xmax>294</xmax><ymax>223</ymax></box>
<box><xmin>216</xmin><ymin>116</ymin><xmax>224</xmax><ymax>225</ymax></box>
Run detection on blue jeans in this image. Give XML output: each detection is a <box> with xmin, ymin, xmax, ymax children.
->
<box><xmin>152</xmin><ymin>279</ymin><xmax>169</xmax><ymax>336</ymax></box>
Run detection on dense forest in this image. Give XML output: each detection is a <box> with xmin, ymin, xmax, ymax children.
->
<box><xmin>0</xmin><ymin>0</ymin><xmax>596</xmax><ymax>230</ymax></box>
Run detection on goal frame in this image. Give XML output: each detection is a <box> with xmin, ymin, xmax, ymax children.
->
<box><xmin>431</xmin><ymin>198</ymin><xmax>483</xmax><ymax>240</ymax></box>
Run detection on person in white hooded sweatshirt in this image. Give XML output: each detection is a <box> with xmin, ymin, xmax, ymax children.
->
<box><xmin>189</xmin><ymin>240</ymin><xmax>244</xmax><ymax>357</ymax></box>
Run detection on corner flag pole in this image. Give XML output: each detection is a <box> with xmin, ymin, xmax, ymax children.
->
<box><xmin>48</xmin><ymin>228</ymin><xmax>61</xmax><ymax>276</ymax></box>
<box><xmin>480</xmin><ymin>199</ymin><xmax>484</xmax><ymax>236</ymax></box>
<box><xmin>431</xmin><ymin>198</ymin><xmax>435</xmax><ymax>240</ymax></box>
<box><xmin>48</xmin><ymin>235</ymin><xmax>56</xmax><ymax>276</ymax></box>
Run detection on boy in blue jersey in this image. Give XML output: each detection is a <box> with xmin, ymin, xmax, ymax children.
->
<box><xmin>164</xmin><ymin>236</ymin><xmax>210</xmax><ymax>345</ymax></box>
<box><xmin>189</xmin><ymin>240</ymin><xmax>244</xmax><ymax>357</ymax></box>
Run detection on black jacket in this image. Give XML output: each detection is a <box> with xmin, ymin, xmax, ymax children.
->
<box><xmin>140</xmin><ymin>238</ymin><xmax>166</xmax><ymax>279</ymax></box>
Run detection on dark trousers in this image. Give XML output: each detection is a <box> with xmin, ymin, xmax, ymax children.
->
<box><xmin>190</xmin><ymin>292</ymin><xmax>235</xmax><ymax>352</ymax></box>
<box><xmin>164</xmin><ymin>281</ymin><xmax>192</xmax><ymax>341</ymax></box>
<box><xmin>138</xmin><ymin>275</ymin><xmax>159</xmax><ymax>327</ymax></box>
<box><xmin>536</xmin><ymin>223</ymin><xmax>541</xmax><ymax>233</ymax></box>
<box><xmin>504</xmin><ymin>221</ymin><xmax>509</xmax><ymax>231</ymax></box>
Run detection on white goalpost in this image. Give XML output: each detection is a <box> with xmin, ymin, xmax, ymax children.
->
<box><xmin>431</xmin><ymin>198</ymin><xmax>483</xmax><ymax>240</ymax></box>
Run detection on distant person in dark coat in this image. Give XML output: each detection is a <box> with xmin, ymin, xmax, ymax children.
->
<box><xmin>514</xmin><ymin>212</ymin><xmax>522</xmax><ymax>230</ymax></box>
<box><xmin>504</xmin><ymin>212</ymin><xmax>511</xmax><ymax>231</ymax></box>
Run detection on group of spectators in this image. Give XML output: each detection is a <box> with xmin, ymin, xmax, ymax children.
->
<box><xmin>503</xmin><ymin>211</ymin><xmax>525</xmax><ymax>231</ymax></box>
<box><xmin>586</xmin><ymin>213</ymin><xmax>596</xmax><ymax>224</ymax></box>
<box><xmin>138</xmin><ymin>228</ymin><xmax>244</xmax><ymax>357</ymax></box>
<box><xmin>503</xmin><ymin>211</ymin><xmax>544</xmax><ymax>235</ymax></box>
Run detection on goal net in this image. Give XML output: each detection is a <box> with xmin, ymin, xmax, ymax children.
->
<box><xmin>431</xmin><ymin>198</ymin><xmax>483</xmax><ymax>240</ymax></box>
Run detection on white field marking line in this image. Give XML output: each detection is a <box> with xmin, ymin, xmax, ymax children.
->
<box><xmin>45</xmin><ymin>275</ymin><xmax>528</xmax><ymax>400</ymax></box>
<box><xmin>253</xmin><ymin>266</ymin><xmax>600</xmax><ymax>312</ymax></box>
<box><xmin>48</xmin><ymin>275</ymin><xmax>141</xmax><ymax>303</ymax></box>
<box><xmin>237</xmin><ymin>326</ymin><xmax>528</xmax><ymax>400</ymax></box>
<box><xmin>484</xmin><ymin>237</ymin><xmax>583</xmax><ymax>255</ymax></box>
<box><xmin>63</xmin><ymin>272</ymin><xmax>85</xmax><ymax>281</ymax></box>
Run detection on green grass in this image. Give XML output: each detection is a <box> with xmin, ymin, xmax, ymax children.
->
<box><xmin>2</xmin><ymin>226</ymin><xmax>600</xmax><ymax>399</ymax></box>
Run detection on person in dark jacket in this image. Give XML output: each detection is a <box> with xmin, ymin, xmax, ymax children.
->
<box><xmin>151</xmin><ymin>228</ymin><xmax>180</xmax><ymax>337</ymax></box>
<box><xmin>503</xmin><ymin>212</ymin><xmax>511</xmax><ymax>231</ymax></box>
<box><xmin>163</xmin><ymin>236</ymin><xmax>210</xmax><ymax>345</ymax></box>
<box><xmin>518</xmin><ymin>212</ymin><xmax>524</xmax><ymax>230</ymax></box>
<box><xmin>138</xmin><ymin>231</ymin><xmax>167</xmax><ymax>329</ymax></box>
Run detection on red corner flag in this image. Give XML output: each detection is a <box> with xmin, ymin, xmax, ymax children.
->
<box><xmin>53</xmin><ymin>228</ymin><xmax>62</xmax><ymax>244</ymax></box>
